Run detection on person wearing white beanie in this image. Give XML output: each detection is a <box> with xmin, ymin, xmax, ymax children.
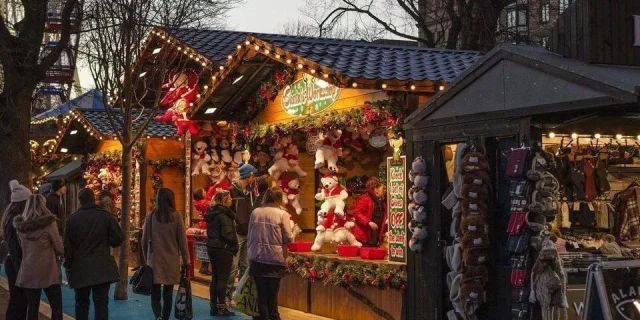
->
<box><xmin>1</xmin><ymin>180</ymin><xmax>32</xmax><ymax>320</ymax></box>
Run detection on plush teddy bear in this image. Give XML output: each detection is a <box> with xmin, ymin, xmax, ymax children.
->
<box><xmin>315</xmin><ymin>129</ymin><xmax>343</xmax><ymax>172</ymax></box>
<box><xmin>217</xmin><ymin>137</ymin><xmax>234</xmax><ymax>168</ymax></box>
<box><xmin>191</xmin><ymin>141</ymin><xmax>211</xmax><ymax>176</ymax></box>
<box><xmin>311</xmin><ymin>211</ymin><xmax>361</xmax><ymax>251</ymax></box>
<box><xmin>98</xmin><ymin>168</ymin><xmax>112</xmax><ymax>185</ymax></box>
<box><xmin>232</xmin><ymin>138</ymin><xmax>247</xmax><ymax>166</ymax></box>
<box><xmin>315</xmin><ymin>173</ymin><xmax>348</xmax><ymax>218</ymax></box>
<box><xmin>411</xmin><ymin>187</ymin><xmax>428</xmax><ymax>205</ymax></box>
<box><xmin>279</xmin><ymin>176</ymin><xmax>303</xmax><ymax>215</ymax></box>
<box><xmin>413</xmin><ymin>175</ymin><xmax>429</xmax><ymax>189</ymax></box>
<box><xmin>282</xmin><ymin>143</ymin><xmax>307</xmax><ymax>177</ymax></box>
<box><xmin>409</xmin><ymin>156</ymin><xmax>427</xmax><ymax>182</ymax></box>
<box><xmin>268</xmin><ymin>148</ymin><xmax>290</xmax><ymax>180</ymax></box>
<box><xmin>252</xmin><ymin>151</ymin><xmax>271</xmax><ymax>177</ymax></box>
<box><xmin>408</xmin><ymin>221</ymin><xmax>428</xmax><ymax>252</ymax></box>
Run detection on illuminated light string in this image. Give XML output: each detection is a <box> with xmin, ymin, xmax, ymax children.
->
<box><xmin>545</xmin><ymin>132</ymin><xmax>640</xmax><ymax>140</ymax></box>
<box><xmin>148</xmin><ymin>28</ymin><xmax>440</xmax><ymax>109</ymax></box>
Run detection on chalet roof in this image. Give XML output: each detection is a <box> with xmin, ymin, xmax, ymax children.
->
<box><xmin>405</xmin><ymin>43</ymin><xmax>640</xmax><ymax>127</ymax></box>
<box><xmin>163</xmin><ymin>28</ymin><xmax>481</xmax><ymax>82</ymax></box>
<box><xmin>78</xmin><ymin>109</ymin><xmax>178</xmax><ymax>138</ymax></box>
<box><xmin>32</xmin><ymin>89</ymin><xmax>105</xmax><ymax>120</ymax></box>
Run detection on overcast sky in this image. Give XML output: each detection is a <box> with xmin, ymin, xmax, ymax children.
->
<box><xmin>76</xmin><ymin>0</ymin><xmax>305</xmax><ymax>94</ymax></box>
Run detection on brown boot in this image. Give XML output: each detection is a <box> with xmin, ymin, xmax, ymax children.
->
<box><xmin>217</xmin><ymin>304</ymin><xmax>235</xmax><ymax>317</ymax></box>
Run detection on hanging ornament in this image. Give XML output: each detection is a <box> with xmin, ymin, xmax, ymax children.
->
<box><xmin>369</xmin><ymin>127</ymin><xmax>389</xmax><ymax>148</ymax></box>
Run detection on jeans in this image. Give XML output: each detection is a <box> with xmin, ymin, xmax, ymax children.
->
<box><xmin>227</xmin><ymin>234</ymin><xmax>248</xmax><ymax>298</ymax></box>
<box><xmin>5</xmin><ymin>256</ymin><xmax>27</xmax><ymax>320</ymax></box>
<box><xmin>25</xmin><ymin>285</ymin><xmax>63</xmax><ymax>320</ymax></box>
<box><xmin>74</xmin><ymin>282</ymin><xmax>111</xmax><ymax>320</ymax></box>
<box><xmin>253</xmin><ymin>277</ymin><xmax>282</xmax><ymax>320</ymax></box>
<box><xmin>208</xmin><ymin>248</ymin><xmax>233</xmax><ymax>306</ymax></box>
<box><xmin>151</xmin><ymin>284</ymin><xmax>174</xmax><ymax>320</ymax></box>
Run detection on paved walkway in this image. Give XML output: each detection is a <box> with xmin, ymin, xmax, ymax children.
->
<box><xmin>0</xmin><ymin>267</ymin><xmax>330</xmax><ymax>320</ymax></box>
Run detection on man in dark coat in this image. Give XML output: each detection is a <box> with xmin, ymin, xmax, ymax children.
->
<box><xmin>46</xmin><ymin>179</ymin><xmax>67</xmax><ymax>237</ymax></box>
<box><xmin>64</xmin><ymin>188</ymin><xmax>124</xmax><ymax>320</ymax></box>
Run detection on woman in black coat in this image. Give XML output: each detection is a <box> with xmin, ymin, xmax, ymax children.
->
<box><xmin>205</xmin><ymin>190</ymin><xmax>238</xmax><ymax>317</ymax></box>
<box><xmin>1</xmin><ymin>180</ymin><xmax>31</xmax><ymax>320</ymax></box>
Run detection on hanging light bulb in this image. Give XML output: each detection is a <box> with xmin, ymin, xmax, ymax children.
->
<box><xmin>616</xmin><ymin>134</ymin><xmax>623</xmax><ymax>140</ymax></box>
<box><xmin>594</xmin><ymin>133</ymin><xmax>601</xmax><ymax>139</ymax></box>
<box><xmin>548</xmin><ymin>132</ymin><xmax>556</xmax><ymax>138</ymax></box>
<box><xmin>571</xmin><ymin>133</ymin><xmax>578</xmax><ymax>139</ymax></box>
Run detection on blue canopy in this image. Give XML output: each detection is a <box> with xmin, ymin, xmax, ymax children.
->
<box><xmin>32</xmin><ymin>89</ymin><xmax>105</xmax><ymax>120</ymax></box>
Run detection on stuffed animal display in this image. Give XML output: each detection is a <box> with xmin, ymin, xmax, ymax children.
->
<box><xmin>407</xmin><ymin>156</ymin><xmax>429</xmax><ymax>252</ymax></box>
<box><xmin>279</xmin><ymin>176</ymin><xmax>303</xmax><ymax>215</ymax></box>
<box><xmin>315</xmin><ymin>174</ymin><xmax>348</xmax><ymax>218</ymax></box>
<box><xmin>268</xmin><ymin>142</ymin><xmax>307</xmax><ymax>179</ymax></box>
<box><xmin>155</xmin><ymin>71</ymin><xmax>201</xmax><ymax>136</ymax></box>
<box><xmin>315</xmin><ymin>129</ymin><xmax>343</xmax><ymax>172</ymax></box>
<box><xmin>311</xmin><ymin>210</ymin><xmax>362</xmax><ymax>251</ymax></box>
<box><xmin>192</xmin><ymin>140</ymin><xmax>211</xmax><ymax>176</ymax></box>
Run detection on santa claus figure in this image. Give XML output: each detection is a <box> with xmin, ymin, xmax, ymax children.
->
<box><xmin>155</xmin><ymin>70</ymin><xmax>201</xmax><ymax>136</ymax></box>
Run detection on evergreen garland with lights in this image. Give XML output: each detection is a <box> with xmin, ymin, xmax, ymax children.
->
<box><xmin>247</xmin><ymin>94</ymin><xmax>407</xmax><ymax>139</ymax></box>
<box><xmin>285</xmin><ymin>254</ymin><xmax>407</xmax><ymax>292</ymax></box>
<box><xmin>148</xmin><ymin>158</ymin><xmax>185</xmax><ymax>208</ymax></box>
<box><xmin>232</xmin><ymin>67</ymin><xmax>295</xmax><ymax>123</ymax></box>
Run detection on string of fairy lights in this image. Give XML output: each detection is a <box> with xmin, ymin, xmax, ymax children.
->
<box><xmin>146</xmin><ymin>28</ymin><xmax>447</xmax><ymax>117</ymax></box>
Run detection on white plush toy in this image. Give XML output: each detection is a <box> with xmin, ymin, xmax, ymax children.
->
<box><xmin>283</xmin><ymin>144</ymin><xmax>307</xmax><ymax>177</ymax></box>
<box><xmin>408</xmin><ymin>202</ymin><xmax>427</xmax><ymax>223</ymax></box>
<box><xmin>408</xmin><ymin>221</ymin><xmax>428</xmax><ymax>252</ymax></box>
<box><xmin>192</xmin><ymin>141</ymin><xmax>211</xmax><ymax>176</ymax></box>
<box><xmin>279</xmin><ymin>176</ymin><xmax>303</xmax><ymax>215</ymax></box>
<box><xmin>311</xmin><ymin>213</ymin><xmax>361</xmax><ymax>251</ymax></box>
<box><xmin>332</xmin><ymin>219</ymin><xmax>362</xmax><ymax>247</ymax></box>
<box><xmin>98</xmin><ymin>168</ymin><xmax>112</xmax><ymax>185</ymax></box>
<box><xmin>409</xmin><ymin>156</ymin><xmax>427</xmax><ymax>182</ymax></box>
<box><xmin>413</xmin><ymin>175</ymin><xmax>429</xmax><ymax>189</ymax></box>
<box><xmin>412</xmin><ymin>188</ymin><xmax>428</xmax><ymax>205</ymax></box>
<box><xmin>315</xmin><ymin>129</ymin><xmax>343</xmax><ymax>172</ymax></box>
<box><xmin>315</xmin><ymin>173</ymin><xmax>348</xmax><ymax>218</ymax></box>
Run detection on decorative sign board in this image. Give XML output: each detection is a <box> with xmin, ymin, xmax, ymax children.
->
<box><xmin>582</xmin><ymin>260</ymin><xmax>640</xmax><ymax>320</ymax></box>
<box><xmin>194</xmin><ymin>241</ymin><xmax>209</xmax><ymax>262</ymax></box>
<box><xmin>387</xmin><ymin>156</ymin><xmax>407</xmax><ymax>263</ymax></box>
<box><xmin>281</xmin><ymin>74</ymin><xmax>340</xmax><ymax>116</ymax></box>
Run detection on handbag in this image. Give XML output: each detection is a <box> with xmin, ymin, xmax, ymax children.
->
<box><xmin>506</xmin><ymin>233</ymin><xmax>530</xmax><ymax>253</ymax></box>
<box><xmin>506</xmin><ymin>148</ymin><xmax>530</xmax><ymax>180</ymax></box>
<box><xmin>510</xmin><ymin>268</ymin><xmax>529</xmax><ymax>286</ymax></box>
<box><xmin>133</xmin><ymin>216</ymin><xmax>154</xmax><ymax>296</ymax></box>
<box><xmin>233</xmin><ymin>267</ymin><xmax>260</xmax><ymax>317</ymax></box>
<box><xmin>507</xmin><ymin>212</ymin><xmax>526</xmax><ymax>236</ymax></box>
<box><xmin>175</xmin><ymin>266</ymin><xmax>193</xmax><ymax>320</ymax></box>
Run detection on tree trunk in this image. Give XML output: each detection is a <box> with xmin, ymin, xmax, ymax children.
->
<box><xmin>0</xmin><ymin>90</ymin><xmax>32</xmax><ymax>210</ymax></box>
<box><xmin>114</xmin><ymin>145</ymin><xmax>132</xmax><ymax>300</ymax></box>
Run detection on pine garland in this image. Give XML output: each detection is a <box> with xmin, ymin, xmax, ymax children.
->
<box><xmin>285</xmin><ymin>254</ymin><xmax>407</xmax><ymax>292</ymax></box>
<box><xmin>148</xmin><ymin>158</ymin><xmax>185</xmax><ymax>208</ymax></box>
<box><xmin>231</xmin><ymin>67</ymin><xmax>295</xmax><ymax>123</ymax></box>
<box><xmin>247</xmin><ymin>94</ymin><xmax>407</xmax><ymax>139</ymax></box>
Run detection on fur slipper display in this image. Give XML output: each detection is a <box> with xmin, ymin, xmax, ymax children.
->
<box><xmin>408</xmin><ymin>156</ymin><xmax>430</xmax><ymax>253</ymax></box>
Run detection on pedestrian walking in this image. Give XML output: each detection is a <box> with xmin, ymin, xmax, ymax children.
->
<box><xmin>227</xmin><ymin>163</ymin><xmax>257</xmax><ymax>303</ymax></box>
<box><xmin>205</xmin><ymin>190</ymin><xmax>238</xmax><ymax>317</ymax></box>
<box><xmin>1</xmin><ymin>180</ymin><xmax>31</xmax><ymax>320</ymax></box>
<box><xmin>64</xmin><ymin>188</ymin><xmax>124</xmax><ymax>320</ymax></box>
<box><xmin>13</xmin><ymin>194</ymin><xmax>64</xmax><ymax>320</ymax></box>
<box><xmin>45</xmin><ymin>179</ymin><xmax>67</xmax><ymax>237</ymax></box>
<box><xmin>141</xmin><ymin>188</ymin><xmax>190</xmax><ymax>320</ymax></box>
<box><xmin>248</xmin><ymin>188</ymin><xmax>294</xmax><ymax>320</ymax></box>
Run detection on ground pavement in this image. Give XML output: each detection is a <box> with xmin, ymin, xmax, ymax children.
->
<box><xmin>0</xmin><ymin>267</ymin><xmax>329</xmax><ymax>320</ymax></box>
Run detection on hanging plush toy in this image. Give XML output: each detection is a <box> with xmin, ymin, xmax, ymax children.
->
<box><xmin>315</xmin><ymin>129</ymin><xmax>343</xmax><ymax>172</ymax></box>
<box><xmin>283</xmin><ymin>143</ymin><xmax>307</xmax><ymax>177</ymax></box>
<box><xmin>155</xmin><ymin>71</ymin><xmax>201</xmax><ymax>136</ymax></box>
<box><xmin>279</xmin><ymin>176</ymin><xmax>303</xmax><ymax>215</ymax></box>
<box><xmin>315</xmin><ymin>173</ymin><xmax>349</xmax><ymax>219</ymax></box>
<box><xmin>191</xmin><ymin>141</ymin><xmax>211</xmax><ymax>176</ymax></box>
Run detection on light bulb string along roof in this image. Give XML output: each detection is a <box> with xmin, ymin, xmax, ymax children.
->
<box><xmin>545</xmin><ymin>132</ymin><xmax>640</xmax><ymax>140</ymax></box>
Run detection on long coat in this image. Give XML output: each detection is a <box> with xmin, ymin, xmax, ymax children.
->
<box><xmin>351</xmin><ymin>191</ymin><xmax>388</xmax><ymax>246</ymax></box>
<box><xmin>63</xmin><ymin>205</ymin><xmax>124</xmax><ymax>289</ymax></box>
<box><xmin>13</xmin><ymin>214</ymin><xmax>64</xmax><ymax>289</ymax></box>
<box><xmin>141</xmin><ymin>211</ymin><xmax>189</xmax><ymax>285</ymax></box>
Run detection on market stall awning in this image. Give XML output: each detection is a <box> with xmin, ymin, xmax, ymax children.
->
<box><xmin>45</xmin><ymin>156</ymin><xmax>84</xmax><ymax>181</ymax></box>
<box><xmin>32</xmin><ymin>89</ymin><xmax>105</xmax><ymax>121</ymax></box>
<box><xmin>405</xmin><ymin>43</ymin><xmax>640</xmax><ymax>129</ymax></box>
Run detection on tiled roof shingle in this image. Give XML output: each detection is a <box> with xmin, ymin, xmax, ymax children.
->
<box><xmin>78</xmin><ymin>109</ymin><xmax>178</xmax><ymax>137</ymax></box>
<box><xmin>163</xmin><ymin>28</ymin><xmax>481</xmax><ymax>82</ymax></box>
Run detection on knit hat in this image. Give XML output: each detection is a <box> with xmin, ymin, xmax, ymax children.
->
<box><xmin>10</xmin><ymin>180</ymin><xmax>32</xmax><ymax>203</ymax></box>
<box><xmin>238</xmin><ymin>163</ymin><xmax>257</xmax><ymax>179</ymax></box>
<box><xmin>52</xmin><ymin>179</ymin><xmax>66</xmax><ymax>192</ymax></box>
<box><xmin>38</xmin><ymin>182</ymin><xmax>53</xmax><ymax>197</ymax></box>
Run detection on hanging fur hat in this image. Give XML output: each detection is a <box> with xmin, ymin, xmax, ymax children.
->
<box><xmin>460</xmin><ymin>215</ymin><xmax>487</xmax><ymax>236</ymax></box>
<box><xmin>463</xmin><ymin>247</ymin><xmax>488</xmax><ymax>266</ymax></box>
<box><xmin>461</xmin><ymin>199</ymin><xmax>487</xmax><ymax>217</ymax></box>
<box><xmin>453</xmin><ymin>143</ymin><xmax>468</xmax><ymax>198</ymax></box>
<box><xmin>461</xmin><ymin>152</ymin><xmax>488</xmax><ymax>173</ymax></box>
<box><xmin>460</xmin><ymin>281</ymin><xmax>485</xmax><ymax>318</ymax></box>
<box><xmin>463</xmin><ymin>170</ymin><xmax>490</xmax><ymax>187</ymax></box>
<box><xmin>461</xmin><ymin>183</ymin><xmax>489</xmax><ymax>201</ymax></box>
<box><xmin>462</xmin><ymin>265</ymin><xmax>489</xmax><ymax>282</ymax></box>
<box><xmin>461</xmin><ymin>232</ymin><xmax>489</xmax><ymax>249</ymax></box>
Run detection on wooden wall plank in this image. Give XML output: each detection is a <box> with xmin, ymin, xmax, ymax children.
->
<box><xmin>611</xmin><ymin>0</ymin><xmax>621</xmax><ymax>64</ymax></box>
<box><xmin>570</xmin><ymin>1</ymin><xmax>578</xmax><ymax>58</ymax></box>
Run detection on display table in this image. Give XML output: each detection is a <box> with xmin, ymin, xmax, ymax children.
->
<box><xmin>280</xmin><ymin>253</ymin><xmax>406</xmax><ymax>320</ymax></box>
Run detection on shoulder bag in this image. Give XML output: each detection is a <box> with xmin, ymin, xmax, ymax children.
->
<box><xmin>132</xmin><ymin>215</ymin><xmax>154</xmax><ymax>295</ymax></box>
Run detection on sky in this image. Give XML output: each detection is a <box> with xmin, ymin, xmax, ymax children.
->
<box><xmin>77</xmin><ymin>0</ymin><xmax>306</xmax><ymax>94</ymax></box>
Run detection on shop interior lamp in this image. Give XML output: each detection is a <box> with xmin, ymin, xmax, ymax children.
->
<box><xmin>594</xmin><ymin>133</ymin><xmax>601</xmax><ymax>139</ymax></box>
<box><xmin>138</xmin><ymin>72</ymin><xmax>147</xmax><ymax>78</ymax></box>
<box><xmin>571</xmin><ymin>133</ymin><xmax>578</xmax><ymax>139</ymax></box>
<box><xmin>70</xmin><ymin>130</ymin><xmax>78</xmax><ymax>135</ymax></box>
<box><xmin>233</xmin><ymin>75</ymin><xmax>244</xmax><ymax>85</ymax></box>
<box><xmin>205</xmin><ymin>107</ymin><xmax>217</xmax><ymax>114</ymax></box>
<box><xmin>60</xmin><ymin>148</ymin><xmax>68</xmax><ymax>153</ymax></box>
<box><xmin>616</xmin><ymin>134</ymin><xmax>623</xmax><ymax>140</ymax></box>
<box><xmin>548</xmin><ymin>132</ymin><xmax>555</xmax><ymax>138</ymax></box>
<box><xmin>152</xmin><ymin>48</ymin><xmax>161</xmax><ymax>54</ymax></box>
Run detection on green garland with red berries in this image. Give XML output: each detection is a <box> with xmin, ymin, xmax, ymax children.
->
<box><xmin>286</xmin><ymin>254</ymin><xmax>407</xmax><ymax>292</ymax></box>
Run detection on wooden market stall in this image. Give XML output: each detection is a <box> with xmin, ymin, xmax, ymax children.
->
<box><xmin>402</xmin><ymin>4</ymin><xmax>640</xmax><ymax>318</ymax></box>
<box><xmin>138</xmin><ymin>27</ymin><xmax>482</xmax><ymax>320</ymax></box>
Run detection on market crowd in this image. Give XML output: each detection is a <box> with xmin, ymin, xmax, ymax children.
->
<box><xmin>0</xmin><ymin>162</ymin><xmax>297</xmax><ymax>320</ymax></box>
